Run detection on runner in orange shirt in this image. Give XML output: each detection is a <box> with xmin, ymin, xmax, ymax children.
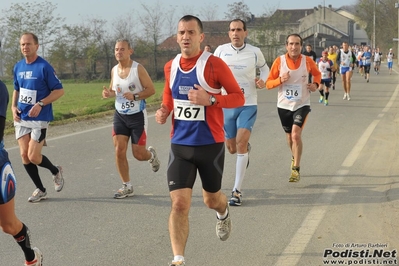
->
<box><xmin>266</xmin><ymin>33</ymin><xmax>321</xmax><ymax>182</ymax></box>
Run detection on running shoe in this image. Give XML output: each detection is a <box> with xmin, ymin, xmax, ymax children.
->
<box><xmin>289</xmin><ymin>169</ymin><xmax>300</xmax><ymax>182</ymax></box>
<box><xmin>169</xmin><ymin>261</ymin><xmax>185</xmax><ymax>266</ymax></box>
<box><xmin>229</xmin><ymin>189</ymin><xmax>242</xmax><ymax>206</ymax></box>
<box><xmin>148</xmin><ymin>146</ymin><xmax>160</xmax><ymax>172</ymax></box>
<box><xmin>52</xmin><ymin>166</ymin><xmax>64</xmax><ymax>192</ymax></box>
<box><xmin>367</xmin><ymin>79</ymin><xmax>369</xmax><ymax>83</ymax></box>
<box><xmin>114</xmin><ymin>184</ymin><xmax>134</xmax><ymax>199</ymax></box>
<box><xmin>28</xmin><ymin>189</ymin><xmax>47</xmax><ymax>203</ymax></box>
<box><xmin>25</xmin><ymin>247</ymin><xmax>43</xmax><ymax>266</ymax></box>
<box><xmin>347</xmin><ymin>94</ymin><xmax>351</xmax><ymax>101</ymax></box>
<box><xmin>332</xmin><ymin>84</ymin><xmax>335</xmax><ymax>90</ymax></box>
<box><xmin>246</xmin><ymin>142</ymin><xmax>251</xmax><ymax>168</ymax></box>
<box><xmin>319</xmin><ymin>96</ymin><xmax>323</xmax><ymax>103</ymax></box>
<box><xmin>343</xmin><ymin>93</ymin><xmax>347</xmax><ymax>100</ymax></box>
<box><xmin>216</xmin><ymin>204</ymin><xmax>231</xmax><ymax>241</ymax></box>
<box><xmin>324</xmin><ymin>100</ymin><xmax>328</xmax><ymax>106</ymax></box>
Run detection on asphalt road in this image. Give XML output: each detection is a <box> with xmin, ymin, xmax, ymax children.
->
<box><xmin>1</xmin><ymin>65</ymin><xmax>399</xmax><ymax>266</ymax></box>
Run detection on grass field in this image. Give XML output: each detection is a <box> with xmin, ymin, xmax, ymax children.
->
<box><xmin>3</xmin><ymin>80</ymin><xmax>165</xmax><ymax>133</ymax></box>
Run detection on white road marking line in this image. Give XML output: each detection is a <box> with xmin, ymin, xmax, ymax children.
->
<box><xmin>274</xmin><ymin>84</ymin><xmax>399</xmax><ymax>266</ymax></box>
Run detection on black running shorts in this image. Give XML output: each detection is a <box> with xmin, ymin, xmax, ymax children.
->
<box><xmin>167</xmin><ymin>143</ymin><xmax>225</xmax><ymax>193</ymax></box>
<box><xmin>277</xmin><ymin>106</ymin><xmax>311</xmax><ymax>133</ymax></box>
<box><xmin>112</xmin><ymin>111</ymin><xmax>146</xmax><ymax>145</ymax></box>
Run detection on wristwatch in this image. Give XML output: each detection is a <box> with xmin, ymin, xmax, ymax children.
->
<box><xmin>134</xmin><ymin>94</ymin><xmax>140</xmax><ymax>101</ymax></box>
<box><xmin>38</xmin><ymin>101</ymin><xmax>44</xmax><ymax>107</ymax></box>
<box><xmin>209</xmin><ymin>95</ymin><xmax>216</xmax><ymax>106</ymax></box>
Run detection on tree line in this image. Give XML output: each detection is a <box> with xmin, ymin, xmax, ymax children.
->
<box><xmin>0</xmin><ymin>0</ymin><xmax>397</xmax><ymax>81</ymax></box>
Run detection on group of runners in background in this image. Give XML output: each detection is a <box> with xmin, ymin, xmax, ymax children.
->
<box><xmin>303</xmin><ymin>43</ymin><xmax>395</xmax><ymax>105</ymax></box>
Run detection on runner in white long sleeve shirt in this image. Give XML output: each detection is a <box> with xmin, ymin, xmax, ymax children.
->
<box><xmin>213</xmin><ymin>18</ymin><xmax>269</xmax><ymax>206</ymax></box>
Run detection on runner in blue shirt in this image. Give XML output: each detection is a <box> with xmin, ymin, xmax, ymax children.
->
<box><xmin>361</xmin><ymin>46</ymin><xmax>372</xmax><ymax>83</ymax></box>
<box><xmin>12</xmin><ymin>32</ymin><xmax>65</xmax><ymax>203</ymax></box>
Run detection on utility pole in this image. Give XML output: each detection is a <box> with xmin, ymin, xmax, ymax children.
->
<box><xmin>373</xmin><ymin>0</ymin><xmax>376</xmax><ymax>48</ymax></box>
<box><xmin>0</xmin><ymin>35</ymin><xmax>3</xmax><ymax>77</ymax></box>
<box><xmin>396</xmin><ymin>2</ymin><xmax>399</xmax><ymax>64</ymax></box>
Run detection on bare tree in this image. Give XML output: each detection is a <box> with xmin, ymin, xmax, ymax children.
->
<box><xmin>111</xmin><ymin>13</ymin><xmax>138</xmax><ymax>43</ymax></box>
<box><xmin>256</xmin><ymin>7</ymin><xmax>290</xmax><ymax>46</ymax></box>
<box><xmin>200</xmin><ymin>3</ymin><xmax>220</xmax><ymax>21</ymax></box>
<box><xmin>137</xmin><ymin>1</ymin><xmax>166</xmax><ymax>79</ymax></box>
<box><xmin>84</xmin><ymin>18</ymin><xmax>113</xmax><ymax>80</ymax></box>
<box><xmin>0</xmin><ymin>3</ymin><xmax>32</xmax><ymax>76</ymax></box>
<box><xmin>355</xmin><ymin>0</ymin><xmax>397</xmax><ymax>50</ymax></box>
<box><xmin>29</xmin><ymin>1</ymin><xmax>65</xmax><ymax>57</ymax></box>
<box><xmin>224</xmin><ymin>1</ymin><xmax>252</xmax><ymax>21</ymax></box>
<box><xmin>181</xmin><ymin>5</ymin><xmax>199</xmax><ymax>17</ymax></box>
<box><xmin>164</xmin><ymin>5</ymin><xmax>179</xmax><ymax>37</ymax></box>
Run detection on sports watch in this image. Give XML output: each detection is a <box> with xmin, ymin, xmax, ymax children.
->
<box><xmin>209</xmin><ymin>95</ymin><xmax>216</xmax><ymax>106</ymax></box>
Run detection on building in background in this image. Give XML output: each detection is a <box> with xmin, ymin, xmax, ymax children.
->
<box><xmin>157</xmin><ymin>5</ymin><xmax>369</xmax><ymax>67</ymax></box>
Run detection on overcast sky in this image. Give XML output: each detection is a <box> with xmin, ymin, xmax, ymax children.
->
<box><xmin>2</xmin><ymin>0</ymin><xmax>355</xmax><ymax>26</ymax></box>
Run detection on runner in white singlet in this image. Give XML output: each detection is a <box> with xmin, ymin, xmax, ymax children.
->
<box><xmin>102</xmin><ymin>39</ymin><xmax>160</xmax><ymax>199</ymax></box>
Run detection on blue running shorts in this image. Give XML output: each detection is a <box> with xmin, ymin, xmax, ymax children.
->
<box><xmin>223</xmin><ymin>105</ymin><xmax>257</xmax><ymax>139</ymax></box>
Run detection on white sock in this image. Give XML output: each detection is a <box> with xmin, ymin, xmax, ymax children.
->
<box><xmin>232</xmin><ymin>153</ymin><xmax>248</xmax><ymax>192</ymax></box>
<box><xmin>123</xmin><ymin>182</ymin><xmax>132</xmax><ymax>188</ymax></box>
<box><xmin>148</xmin><ymin>149</ymin><xmax>154</xmax><ymax>161</ymax></box>
<box><xmin>173</xmin><ymin>255</ymin><xmax>184</xmax><ymax>262</ymax></box>
<box><xmin>217</xmin><ymin>207</ymin><xmax>228</xmax><ymax>220</ymax></box>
